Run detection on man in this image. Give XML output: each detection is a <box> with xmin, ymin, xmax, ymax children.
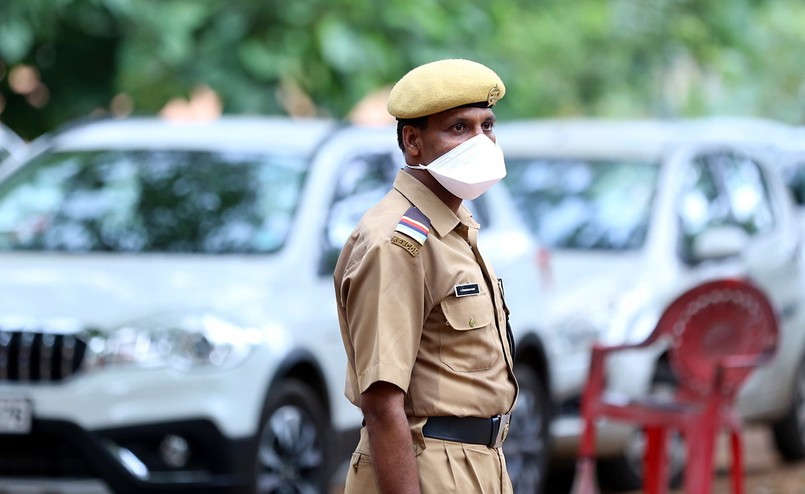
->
<box><xmin>334</xmin><ymin>58</ymin><xmax>518</xmax><ymax>493</ymax></box>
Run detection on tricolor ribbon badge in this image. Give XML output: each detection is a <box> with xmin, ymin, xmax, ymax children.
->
<box><xmin>395</xmin><ymin>207</ymin><xmax>430</xmax><ymax>245</ymax></box>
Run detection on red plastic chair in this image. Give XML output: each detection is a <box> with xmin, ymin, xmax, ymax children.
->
<box><xmin>570</xmin><ymin>278</ymin><xmax>779</xmax><ymax>494</ymax></box>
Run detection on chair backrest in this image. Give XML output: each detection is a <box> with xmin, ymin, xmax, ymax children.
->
<box><xmin>655</xmin><ymin>278</ymin><xmax>779</xmax><ymax>400</ymax></box>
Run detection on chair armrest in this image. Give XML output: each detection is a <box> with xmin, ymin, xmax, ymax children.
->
<box><xmin>715</xmin><ymin>349</ymin><xmax>776</xmax><ymax>393</ymax></box>
<box><xmin>719</xmin><ymin>349</ymin><xmax>775</xmax><ymax>370</ymax></box>
<box><xmin>585</xmin><ymin>340</ymin><xmax>658</xmax><ymax>401</ymax></box>
<box><xmin>591</xmin><ymin>338</ymin><xmax>657</xmax><ymax>356</ymax></box>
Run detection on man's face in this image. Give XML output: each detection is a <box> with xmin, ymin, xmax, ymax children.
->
<box><xmin>410</xmin><ymin>106</ymin><xmax>496</xmax><ymax>165</ymax></box>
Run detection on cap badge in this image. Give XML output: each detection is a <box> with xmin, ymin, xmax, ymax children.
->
<box><xmin>487</xmin><ymin>84</ymin><xmax>501</xmax><ymax>106</ymax></box>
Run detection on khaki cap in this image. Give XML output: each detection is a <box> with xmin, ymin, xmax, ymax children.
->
<box><xmin>387</xmin><ymin>59</ymin><xmax>506</xmax><ymax>119</ymax></box>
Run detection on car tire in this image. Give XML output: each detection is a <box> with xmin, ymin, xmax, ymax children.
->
<box><xmin>254</xmin><ymin>379</ymin><xmax>331</xmax><ymax>494</ymax></box>
<box><xmin>772</xmin><ymin>353</ymin><xmax>805</xmax><ymax>460</ymax></box>
<box><xmin>504</xmin><ymin>364</ymin><xmax>550</xmax><ymax>494</ymax></box>
<box><xmin>596</xmin><ymin>362</ymin><xmax>684</xmax><ymax>491</ymax></box>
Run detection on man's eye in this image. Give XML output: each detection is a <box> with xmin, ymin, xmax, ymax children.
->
<box><xmin>453</xmin><ymin>123</ymin><xmax>466</xmax><ymax>132</ymax></box>
<box><xmin>482</xmin><ymin>122</ymin><xmax>495</xmax><ymax>131</ymax></box>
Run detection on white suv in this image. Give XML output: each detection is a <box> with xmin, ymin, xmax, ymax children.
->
<box><xmin>496</xmin><ymin>118</ymin><xmax>805</xmax><ymax>490</ymax></box>
<box><xmin>0</xmin><ymin>117</ymin><xmax>558</xmax><ymax>494</ymax></box>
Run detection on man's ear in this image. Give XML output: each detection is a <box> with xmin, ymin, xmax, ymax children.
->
<box><xmin>402</xmin><ymin>125</ymin><xmax>421</xmax><ymax>159</ymax></box>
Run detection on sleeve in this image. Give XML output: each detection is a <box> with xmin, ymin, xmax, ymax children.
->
<box><xmin>340</xmin><ymin>237</ymin><xmax>428</xmax><ymax>396</ymax></box>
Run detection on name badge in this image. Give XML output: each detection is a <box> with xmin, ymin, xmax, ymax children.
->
<box><xmin>455</xmin><ymin>283</ymin><xmax>481</xmax><ymax>297</ymax></box>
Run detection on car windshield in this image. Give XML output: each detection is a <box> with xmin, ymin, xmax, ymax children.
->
<box><xmin>0</xmin><ymin>148</ymin><xmax>307</xmax><ymax>254</ymax></box>
<box><xmin>504</xmin><ymin>158</ymin><xmax>659</xmax><ymax>250</ymax></box>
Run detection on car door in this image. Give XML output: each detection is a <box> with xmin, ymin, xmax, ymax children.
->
<box><xmin>712</xmin><ymin>151</ymin><xmax>800</xmax><ymax>307</ymax></box>
<box><xmin>675</xmin><ymin>150</ymin><xmax>749</xmax><ymax>281</ymax></box>
<box><xmin>674</xmin><ymin>148</ymin><xmax>791</xmax><ymax>320</ymax></box>
<box><xmin>711</xmin><ymin>150</ymin><xmax>804</xmax><ymax>413</ymax></box>
<box><xmin>677</xmin><ymin>149</ymin><xmax>799</xmax><ymax>410</ymax></box>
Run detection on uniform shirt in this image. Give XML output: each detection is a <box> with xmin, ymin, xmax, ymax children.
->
<box><xmin>334</xmin><ymin>170</ymin><xmax>518</xmax><ymax>419</ymax></box>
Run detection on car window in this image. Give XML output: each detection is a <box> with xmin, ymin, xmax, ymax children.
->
<box><xmin>677</xmin><ymin>152</ymin><xmax>776</xmax><ymax>261</ymax></box>
<box><xmin>0</xmin><ymin>149</ymin><xmax>308</xmax><ymax>253</ymax></box>
<box><xmin>504</xmin><ymin>158</ymin><xmax>659</xmax><ymax>250</ymax></box>
<box><xmin>678</xmin><ymin>156</ymin><xmax>723</xmax><ymax>230</ymax></box>
<box><xmin>677</xmin><ymin>157</ymin><xmax>726</xmax><ymax>257</ymax></box>
<box><xmin>325</xmin><ymin>152</ymin><xmax>400</xmax><ymax>254</ymax></box>
<box><xmin>712</xmin><ymin>152</ymin><xmax>775</xmax><ymax>236</ymax></box>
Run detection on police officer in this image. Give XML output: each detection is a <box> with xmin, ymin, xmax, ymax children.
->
<box><xmin>334</xmin><ymin>59</ymin><xmax>518</xmax><ymax>494</ymax></box>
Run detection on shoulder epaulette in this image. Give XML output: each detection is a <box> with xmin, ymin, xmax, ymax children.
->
<box><xmin>391</xmin><ymin>207</ymin><xmax>431</xmax><ymax>257</ymax></box>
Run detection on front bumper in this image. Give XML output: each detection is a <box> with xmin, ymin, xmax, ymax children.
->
<box><xmin>0</xmin><ymin>417</ymin><xmax>255</xmax><ymax>494</ymax></box>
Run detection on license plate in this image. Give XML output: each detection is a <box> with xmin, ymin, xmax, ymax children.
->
<box><xmin>0</xmin><ymin>397</ymin><xmax>32</xmax><ymax>434</ymax></box>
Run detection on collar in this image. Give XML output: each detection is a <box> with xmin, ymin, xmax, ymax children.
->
<box><xmin>392</xmin><ymin>170</ymin><xmax>479</xmax><ymax>238</ymax></box>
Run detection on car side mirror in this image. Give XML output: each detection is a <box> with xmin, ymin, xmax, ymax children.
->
<box><xmin>689</xmin><ymin>225</ymin><xmax>748</xmax><ymax>264</ymax></box>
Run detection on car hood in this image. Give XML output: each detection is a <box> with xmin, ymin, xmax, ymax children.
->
<box><xmin>0</xmin><ymin>253</ymin><xmax>287</xmax><ymax>330</ymax></box>
<box><xmin>538</xmin><ymin>249</ymin><xmax>647</xmax><ymax>320</ymax></box>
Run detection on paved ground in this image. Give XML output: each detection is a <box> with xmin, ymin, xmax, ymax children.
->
<box><xmin>545</xmin><ymin>425</ymin><xmax>805</xmax><ymax>494</ymax></box>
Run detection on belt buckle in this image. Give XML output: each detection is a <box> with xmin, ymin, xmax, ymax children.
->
<box><xmin>490</xmin><ymin>413</ymin><xmax>511</xmax><ymax>448</ymax></box>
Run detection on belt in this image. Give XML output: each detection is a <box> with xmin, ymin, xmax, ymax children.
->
<box><xmin>422</xmin><ymin>414</ymin><xmax>511</xmax><ymax>448</ymax></box>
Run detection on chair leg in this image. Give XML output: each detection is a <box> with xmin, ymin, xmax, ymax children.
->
<box><xmin>570</xmin><ymin>457</ymin><xmax>600</xmax><ymax>494</ymax></box>
<box><xmin>729</xmin><ymin>426</ymin><xmax>745</xmax><ymax>494</ymax></box>
<box><xmin>572</xmin><ymin>404</ymin><xmax>600</xmax><ymax>494</ymax></box>
<box><xmin>644</xmin><ymin>426</ymin><xmax>670</xmax><ymax>494</ymax></box>
<box><xmin>684</xmin><ymin>419</ymin><xmax>718</xmax><ymax>494</ymax></box>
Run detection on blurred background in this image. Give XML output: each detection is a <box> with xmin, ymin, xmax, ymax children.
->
<box><xmin>2</xmin><ymin>0</ymin><xmax>805</xmax><ymax>138</ymax></box>
<box><xmin>2</xmin><ymin>2</ymin><xmax>805</xmax><ymax>494</ymax></box>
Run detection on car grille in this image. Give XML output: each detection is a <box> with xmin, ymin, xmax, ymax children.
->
<box><xmin>0</xmin><ymin>330</ymin><xmax>87</xmax><ymax>382</ymax></box>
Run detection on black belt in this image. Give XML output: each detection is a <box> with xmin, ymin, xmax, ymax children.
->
<box><xmin>422</xmin><ymin>414</ymin><xmax>511</xmax><ymax>448</ymax></box>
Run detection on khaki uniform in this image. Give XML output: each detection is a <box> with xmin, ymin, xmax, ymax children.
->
<box><xmin>334</xmin><ymin>170</ymin><xmax>518</xmax><ymax>493</ymax></box>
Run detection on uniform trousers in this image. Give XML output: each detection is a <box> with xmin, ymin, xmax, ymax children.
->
<box><xmin>344</xmin><ymin>426</ymin><xmax>513</xmax><ymax>494</ymax></box>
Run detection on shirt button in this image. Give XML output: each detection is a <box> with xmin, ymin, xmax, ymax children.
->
<box><xmin>469</xmin><ymin>316</ymin><xmax>476</xmax><ymax>327</ymax></box>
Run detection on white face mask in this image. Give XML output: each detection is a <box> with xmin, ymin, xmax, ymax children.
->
<box><xmin>407</xmin><ymin>134</ymin><xmax>507</xmax><ymax>200</ymax></box>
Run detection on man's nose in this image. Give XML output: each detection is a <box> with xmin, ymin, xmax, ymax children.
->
<box><xmin>469</xmin><ymin>124</ymin><xmax>488</xmax><ymax>137</ymax></box>
<box><xmin>470</xmin><ymin>125</ymin><xmax>495</xmax><ymax>142</ymax></box>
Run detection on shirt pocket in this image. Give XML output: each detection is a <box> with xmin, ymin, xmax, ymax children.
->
<box><xmin>439</xmin><ymin>294</ymin><xmax>499</xmax><ymax>372</ymax></box>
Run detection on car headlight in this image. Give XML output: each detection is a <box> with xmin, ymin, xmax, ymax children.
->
<box><xmin>84</xmin><ymin>314</ymin><xmax>258</xmax><ymax>371</ymax></box>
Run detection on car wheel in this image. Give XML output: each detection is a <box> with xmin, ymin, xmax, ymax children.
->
<box><xmin>597</xmin><ymin>363</ymin><xmax>685</xmax><ymax>491</ymax></box>
<box><xmin>772</xmin><ymin>353</ymin><xmax>805</xmax><ymax>460</ymax></box>
<box><xmin>504</xmin><ymin>364</ymin><xmax>550</xmax><ymax>494</ymax></box>
<box><xmin>255</xmin><ymin>379</ymin><xmax>331</xmax><ymax>494</ymax></box>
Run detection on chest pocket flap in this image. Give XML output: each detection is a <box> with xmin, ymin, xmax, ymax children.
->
<box><xmin>441</xmin><ymin>295</ymin><xmax>494</xmax><ymax>330</ymax></box>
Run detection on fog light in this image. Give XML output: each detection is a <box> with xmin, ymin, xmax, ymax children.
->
<box><xmin>160</xmin><ymin>434</ymin><xmax>190</xmax><ymax>468</ymax></box>
<box><xmin>104</xmin><ymin>440</ymin><xmax>149</xmax><ymax>479</ymax></box>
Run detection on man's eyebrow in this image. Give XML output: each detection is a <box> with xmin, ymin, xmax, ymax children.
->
<box><xmin>444</xmin><ymin>114</ymin><xmax>496</xmax><ymax>126</ymax></box>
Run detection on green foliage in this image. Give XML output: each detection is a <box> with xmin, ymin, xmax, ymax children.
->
<box><xmin>0</xmin><ymin>0</ymin><xmax>803</xmax><ymax>139</ymax></box>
